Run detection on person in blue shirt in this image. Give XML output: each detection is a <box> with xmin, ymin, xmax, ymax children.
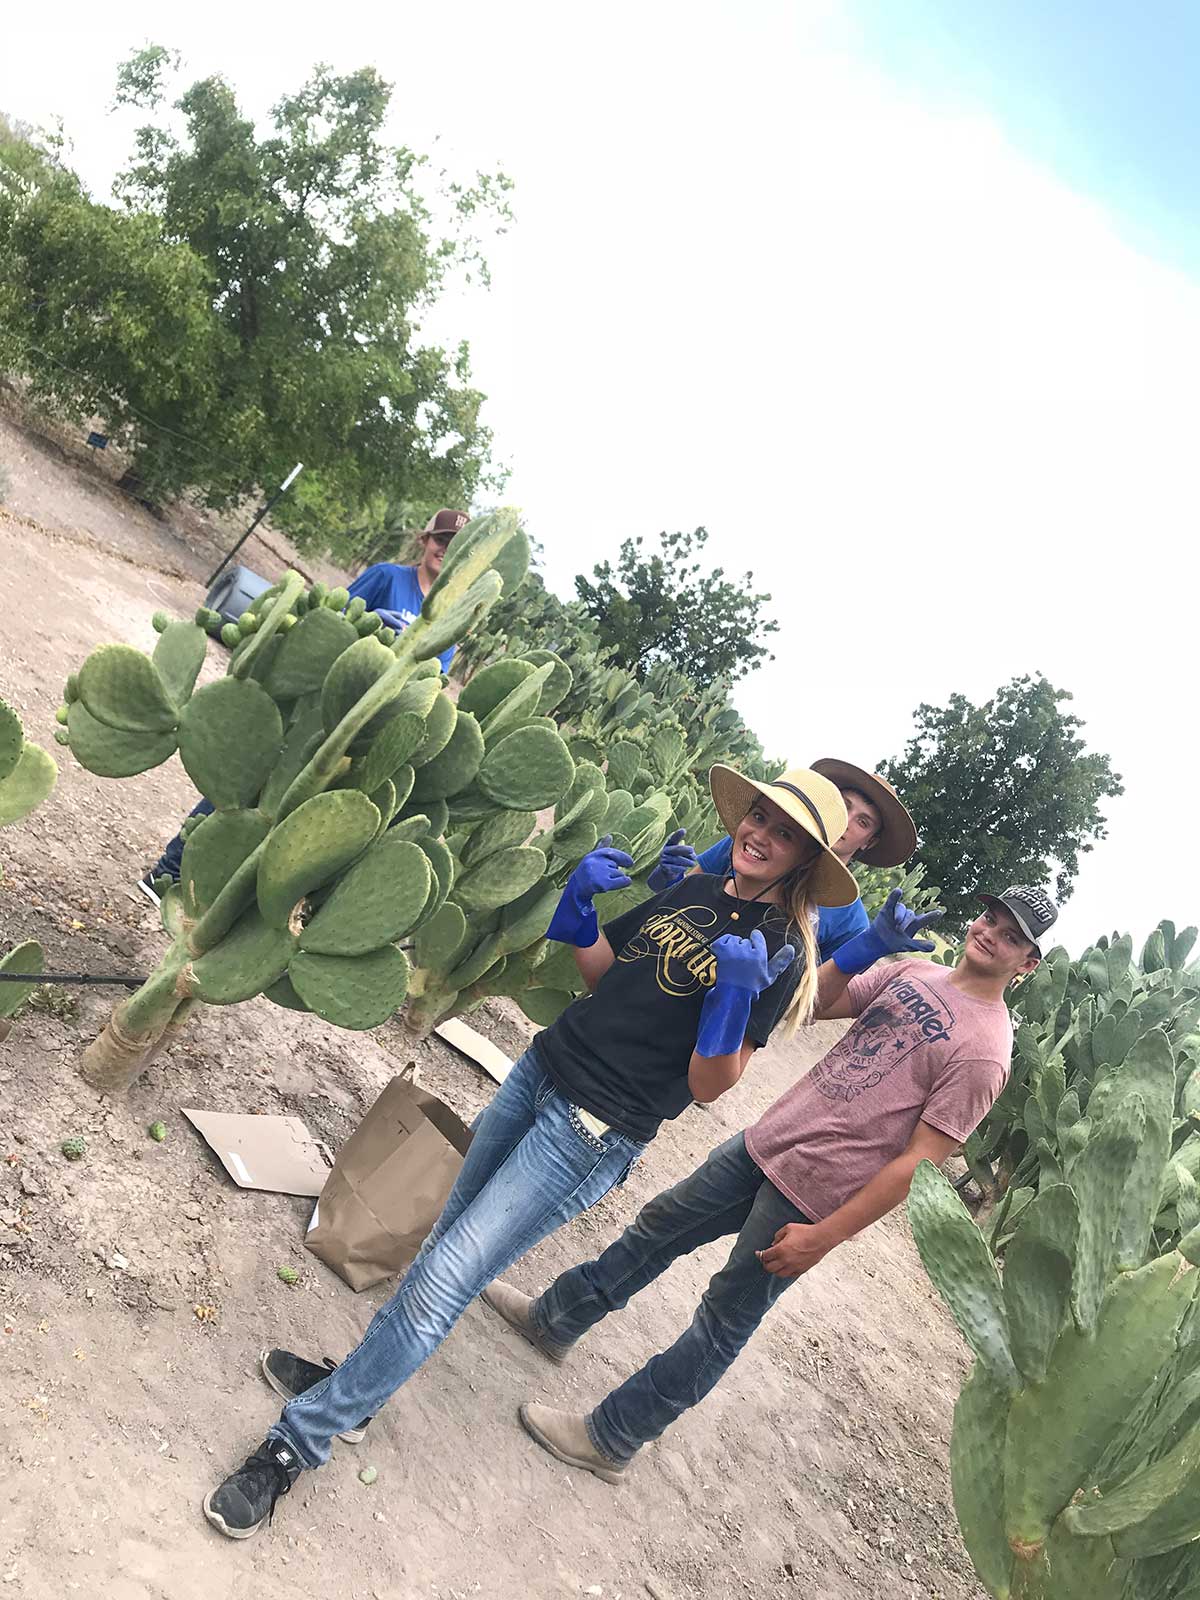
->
<box><xmin>647</xmin><ymin>759</ymin><xmax>917</xmax><ymax>963</ymax></box>
<box><xmin>136</xmin><ymin>508</ymin><xmax>469</xmax><ymax>902</ymax></box>
<box><xmin>346</xmin><ymin>506</ymin><xmax>468</xmax><ymax>675</ymax></box>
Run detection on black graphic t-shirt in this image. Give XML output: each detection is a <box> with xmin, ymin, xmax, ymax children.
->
<box><xmin>536</xmin><ymin>874</ymin><xmax>802</xmax><ymax>1143</ymax></box>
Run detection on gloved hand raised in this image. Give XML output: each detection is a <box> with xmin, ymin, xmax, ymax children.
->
<box><xmin>832</xmin><ymin>889</ymin><xmax>943</xmax><ymax>976</ymax></box>
<box><xmin>646</xmin><ymin>828</ymin><xmax>700</xmax><ymax>892</ymax></box>
<box><xmin>696</xmin><ymin>928</ymin><xmax>797</xmax><ymax>1058</ymax></box>
<box><xmin>546</xmin><ymin>835</ymin><xmax>635</xmax><ymax>948</ymax></box>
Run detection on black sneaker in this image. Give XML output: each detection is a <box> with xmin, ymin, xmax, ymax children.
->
<box><xmin>203</xmin><ymin>1435</ymin><xmax>302</xmax><ymax>1540</ymax></box>
<box><xmin>135</xmin><ymin>872</ymin><xmax>162</xmax><ymax>908</ymax></box>
<box><xmin>260</xmin><ymin>1347</ymin><xmax>372</xmax><ymax>1444</ymax></box>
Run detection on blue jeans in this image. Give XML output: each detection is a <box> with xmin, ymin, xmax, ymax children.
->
<box><xmin>151</xmin><ymin>798</ymin><xmax>214</xmax><ymax>881</ymax></box>
<box><xmin>271</xmin><ymin>1047</ymin><xmax>644</xmax><ymax>1468</ymax></box>
<box><xmin>530</xmin><ymin>1132</ymin><xmax>809</xmax><ymax>1462</ymax></box>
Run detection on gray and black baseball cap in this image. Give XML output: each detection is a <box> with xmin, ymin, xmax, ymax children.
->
<box><xmin>978</xmin><ymin>885</ymin><xmax>1058</xmax><ymax>952</ymax></box>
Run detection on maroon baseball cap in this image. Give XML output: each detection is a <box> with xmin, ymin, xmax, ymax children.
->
<box><xmin>424</xmin><ymin>508</ymin><xmax>469</xmax><ymax>539</ymax></box>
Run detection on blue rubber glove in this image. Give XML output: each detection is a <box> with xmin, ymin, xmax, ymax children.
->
<box><xmin>696</xmin><ymin>929</ymin><xmax>796</xmax><ymax>1058</ymax></box>
<box><xmin>373</xmin><ymin>608</ymin><xmax>409</xmax><ymax>633</ymax></box>
<box><xmin>832</xmin><ymin>889</ymin><xmax>944</xmax><ymax>975</ymax></box>
<box><xmin>646</xmin><ymin>828</ymin><xmax>700</xmax><ymax>892</ymax></box>
<box><xmin>546</xmin><ymin>835</ymin><xmax>635</xmax><ymax>948</ymax></box>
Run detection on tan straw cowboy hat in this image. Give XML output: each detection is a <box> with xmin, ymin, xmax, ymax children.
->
<box><xmin>810</xmin><ymin>759</ymin><xmax>917</xmax><ymax>868</ymax></box>
<box><xmin>708</xmin><ymin>765</ymin><xmax>859</xmax><ymax>907</ymax></box>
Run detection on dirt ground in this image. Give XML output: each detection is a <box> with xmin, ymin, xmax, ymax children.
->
<box><xmin>0</xmin><ymin>407</ymin><xmax>985</xmax><ymax>1600</ymax></box>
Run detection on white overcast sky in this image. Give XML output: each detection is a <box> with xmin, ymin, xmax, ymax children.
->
<box><xmin>3</xmin><ymin>0</ymin><xmax>1195</xmax><ymax>957</ymax></box>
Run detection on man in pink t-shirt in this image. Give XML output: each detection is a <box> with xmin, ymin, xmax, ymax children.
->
<box><xmin>487</xmin><ymin>884</ymin><xmax>1057</xmax><ymax>1481</ymax></box>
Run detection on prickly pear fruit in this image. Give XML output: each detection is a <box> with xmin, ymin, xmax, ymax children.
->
<box><xmin>148</xmin><ymin>1121</ymin><xmax>167</xmax><ymax>1143</ymax></box>
<box><xmin>220</xmin><ymin>623</ymin><xmax>241</xmax><ymax>648</ymax></box>
<box><xmin>277</xmin><ymin>1265</ymin><xmax>301</xmax><ymax>1286</ymax></box>
<box><xmin>61</xmin><ymin>1135</ymin><xmax>86</xmax><ymax>1161</ymax></box>
<box><xmin>151</xmin><ymin>611</ymin><xmax>170</xmax><ymax>633</ymax></box>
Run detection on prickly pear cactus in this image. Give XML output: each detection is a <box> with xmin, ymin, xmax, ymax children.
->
<box><xmin>0</xmin><ymin>696</ymin><xmax>56</xmax><ymax>827</ymax></box>
<box><xmin>909</xmin><ymin>1025</ymin><xmax>1200</xmax><ymax>1600</ymax></box>
<box><xmin>0</xmin><ymin>939</ymin><xmax>44</xmax><ymax>1043</ymax></box>
<box><xmin>55</xmin><ymin>510</ymin><xmax>533</xmax><ymax>1092</ymax></box>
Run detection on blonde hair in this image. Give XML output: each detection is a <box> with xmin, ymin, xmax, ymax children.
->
<box><xmin>760</xmin><ymin>855</ymin><xmax>823</xmax><ymax>1037</ymax></box>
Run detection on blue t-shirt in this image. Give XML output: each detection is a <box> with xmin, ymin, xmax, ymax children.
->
<box><xmin>696</xmin><ymin>835</ymin><xmax>868</xmax><ymax>962</ymax></box>
<box><xmin>347</xmin><ymin>563</ymin><xmax>456</xmax><ymax>673</ymax></box>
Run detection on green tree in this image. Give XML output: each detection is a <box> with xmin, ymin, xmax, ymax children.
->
<box><xmin>574</xmin><ymin>527</ymin><xmax>779</xmax><ymax>683</ymax></box>
<box><xmin>880</xmin><ymin>674</ymin><xmax>1123</xmax><ymax>930</ymax></box>
<box><xmin>0</xmin><ymin>49</ymin><xmax>510</xmax><ymax>551</ymax></box>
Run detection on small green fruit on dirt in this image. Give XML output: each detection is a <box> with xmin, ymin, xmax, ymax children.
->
<box><xmin>277</xmin><ymin>1265</ymin><xmax>301</xmax><ymax>1286</ymax></box>
<box><xmin>148</xmin><ymin>1121</ymin><xmax>167</xmax><ymax>1143</ymax></box>
<box><xmin>61</xmin><ymin>1136</ymin><xmax>86</xmax><ymax>1161</ymax></box>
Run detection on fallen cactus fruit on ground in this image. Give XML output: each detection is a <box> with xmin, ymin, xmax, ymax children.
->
<box><xmin>909</xmin><ymin>1024</ymin><xmax>1200</xmax><ymax>1599</ymax></box>
<box><xmin>55</xmin><ymin>510</ymin><xmax>537</xmax><ymax>1092</ymax></box>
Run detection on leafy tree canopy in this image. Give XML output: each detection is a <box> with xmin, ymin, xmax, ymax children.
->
<box><xmin>879</xmin><ymin>673</ymin><xmax>1123</xmax><ymax>931</ymax></box>
<box><xmin>573</xmin><ymin>526</ymin><xmax>778</xmax><ymax>684</ymax></box>
<box><xmin>0</xmin><ymin>49</ymin><xmax>511</xmax><ymax>552</ymax></box>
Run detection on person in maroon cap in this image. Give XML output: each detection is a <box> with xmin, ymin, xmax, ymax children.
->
<box><xmin>347</xmin><ymin>507</ymin><xmax>469</xmax><ymax>674</ymax></box>
<box><xmin>137</xmin><ymin>508</ymin><xmax>469</xmax><ymax>903</ymax></box>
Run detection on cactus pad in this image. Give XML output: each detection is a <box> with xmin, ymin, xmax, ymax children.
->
<box><xmin>264</xmin><ymin>973</ymin><xmax>313</xmax><ymax>1013</ymax></box>
<box><xmin>0</xmin><ymin>940</ymin><xmax>45</xmax><ymax>1019</ymax></box>
<box><xmin>151</xmin><ymin>620</ymin><xmax>208</xmax><ymax>707</ymax></box>
<box><xmin>519</xmin><ymin>649</ymin><xmax>573</xmax><ymax>715</ymax></box>
<box><xmin>78</xmin><ymin>643</ymin><xmax>180</xmax><ymax>732</ymax></box>
<box><xmin>410</xmin><ymin>711</ymin><xmax>485</xmax><ymax>802</ymax></box>
<box><xmin>413</xmin><ymin>901</ymin><xmax>469</xmax><ymax>972</ymax></box>
<box><xmin>453</xmin><ymin>846</ymin><xmax>548</xmax><ymax>914</ymax></box>
<box><xmin>299</xmin><ymin>837</ymin><xmax>433</xmax><ymax>955</ymax></box>
<box><xmin>257</xmin><ymin>789</ymin><xmax>380</xmax><ymax>927</ymax></box>
<box><xmin>288</xmin><ymin>945</ymin><xmax>411</xmax><ymax>1030</ymax></box>
<box><xmin>458</xmin><ymin>658</ymin><xmax>537</xmax><ymax>721</ymax></box>
<box><xmin>463</xmin><ymin>809</ymin><xmax>536</xmax><ymax>865</ymax></box>
<box><xmin>321</xmin><ymin>636</ymin><xmax>402</xmax><ymax>736</ymax></box>
<box><xmin>191</xmin><ymin>906</ymin><xmax>296</xmax><ymax>1003</ymax></box>
<box><xmin>480</xmin><ymin>662</ymin><xmax>553</xmax><ymax>746</ymax></box>
<box><xmin>356</xmin><ymin>712</ymin><xmax>428</xmax><ymax>795</ymax></box>
<box><xmin>178</xmin><ymin>678</ymin><xmax>284</xmax><ymax>810</ymax></box>
<box><xmin>0</xmin><ymin>699</ymin><xmax>24</xmax><ymax>782</ymax></box>
<box><xmin>0</xmin><ymin>741</ymin><xmax>57</xmax><ymax>828</ymax></box>
<box><xmin>263</xmin><ymin>607</ymin><xmax>359</xmax><ymax>700</ymax></box>
<box><xmin>66</xmin><ymin>700</ymin><xmax>177</xmax><ymax>778</ymax></box>
<box><xmin>519</xmin><ymin>988</ymin><xmax>572</xmax><ymax>1027</ymax></box>
<box><xmin>478</xmin><ymin>725</ymin><xmax>575</xmax><ymax>811</ymax></box>
<box><xmin>181</xmin><ymin>808</ymin><xmax>273</xmax><ymax>920</ymax></box>
<box><xmin>409</xmin><ymin>691</ymin><xmax>457</xmax><ymax>768</ymax></box>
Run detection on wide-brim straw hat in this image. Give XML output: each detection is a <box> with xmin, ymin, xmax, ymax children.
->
<box><xmin>709</xmin><ymin>765</ymin><xmax>859</xmax><ymax>908</ymax></box>
<box><xmin>810</xmin><ymin>759</ymin><xmax>917</xmax><ymax>868</ymax></box>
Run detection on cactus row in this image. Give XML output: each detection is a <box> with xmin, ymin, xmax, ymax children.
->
<box><xmin>910</xmin><ymin>1023</ymin><xmax>1200</xmax><ymax>1599</ymax></box>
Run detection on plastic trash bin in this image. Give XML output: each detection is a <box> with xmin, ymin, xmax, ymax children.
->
<box><xmin>206</xmin><ymin>565</ymin><xmax>271</xmax><ymax>626</ymax></box>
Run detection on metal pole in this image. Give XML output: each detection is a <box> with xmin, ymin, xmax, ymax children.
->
<box><xmin>206</xmin><ymin>463</ymin><xmax>304</xmax><ymax>588</ymax></box>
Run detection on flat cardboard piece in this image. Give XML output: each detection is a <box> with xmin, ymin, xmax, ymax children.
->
<box><xmin>304</xmin><ymin>1075</ymin><xmax>473</xmax><ymax>1291</ymax></box>
<box><xmin>182</xmin><ymin>1108</ymin><xmax>331</xmax><ymax>1197</ymax></box>
<box><xmin>435</xmin><ymin>1017</ymin><xmax>513</xmax><ymax>1085</ymax></box>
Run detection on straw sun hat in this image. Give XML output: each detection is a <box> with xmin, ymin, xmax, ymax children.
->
<box><xmin>810</xmin><ymin>759</ymin><xmax>917</xmax><ymax>869</ymax></box>
<box><xmin>708</xmin><ymin>765</ymin><xmax>859</xmax><ymax>907</ymax></box>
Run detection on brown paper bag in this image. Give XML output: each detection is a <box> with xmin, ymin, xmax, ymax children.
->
<box><xmin>305</xmin><ymin>1076</ymin><xmax>473</xmax><ymax>1291</ymax></box>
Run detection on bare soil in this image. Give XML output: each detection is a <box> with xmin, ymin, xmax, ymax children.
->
<box><xmin>0</xmin><ymin>410</ymin><xmax>984</xmax><ymax>1599</ymax></box>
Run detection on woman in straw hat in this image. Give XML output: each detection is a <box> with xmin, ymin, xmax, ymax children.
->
<box><xmin>204</xmin><ymin>765</ymin><xmax>853</xmax><ymax>1540</ymax></box>
<box><xmin>649</xmin><ymin>757</ymin><xmax>919</xmax><ymax>968</ymax></box>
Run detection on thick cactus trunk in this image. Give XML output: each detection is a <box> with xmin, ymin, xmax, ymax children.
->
<box><xmin>80</xmin><ymin>960</ymin><xmax>190</xmax><ymax>1095</ymax></box>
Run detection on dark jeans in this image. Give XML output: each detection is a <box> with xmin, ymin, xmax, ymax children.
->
<box><xmin>150</xmin><ymin>798</ymin><xmax>214</xmax><ymax>882</ymax></box>
<box><xmin>530</xmin><ymin>1131</ymin><xmax>809</xmax><ymax>1462</ymax></box>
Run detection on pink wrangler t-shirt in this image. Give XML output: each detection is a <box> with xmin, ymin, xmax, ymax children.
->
<box><xmin>745</xmin><ymin>959</ymin><xmax>1011</xmax><ymax>1222</ymax></box>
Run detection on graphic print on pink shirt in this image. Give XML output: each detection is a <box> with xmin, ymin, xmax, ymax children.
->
<box><xmin>812</xmin><ymin>972</ymin><xmax>959</xmax><ymax>1101</ymax></box>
